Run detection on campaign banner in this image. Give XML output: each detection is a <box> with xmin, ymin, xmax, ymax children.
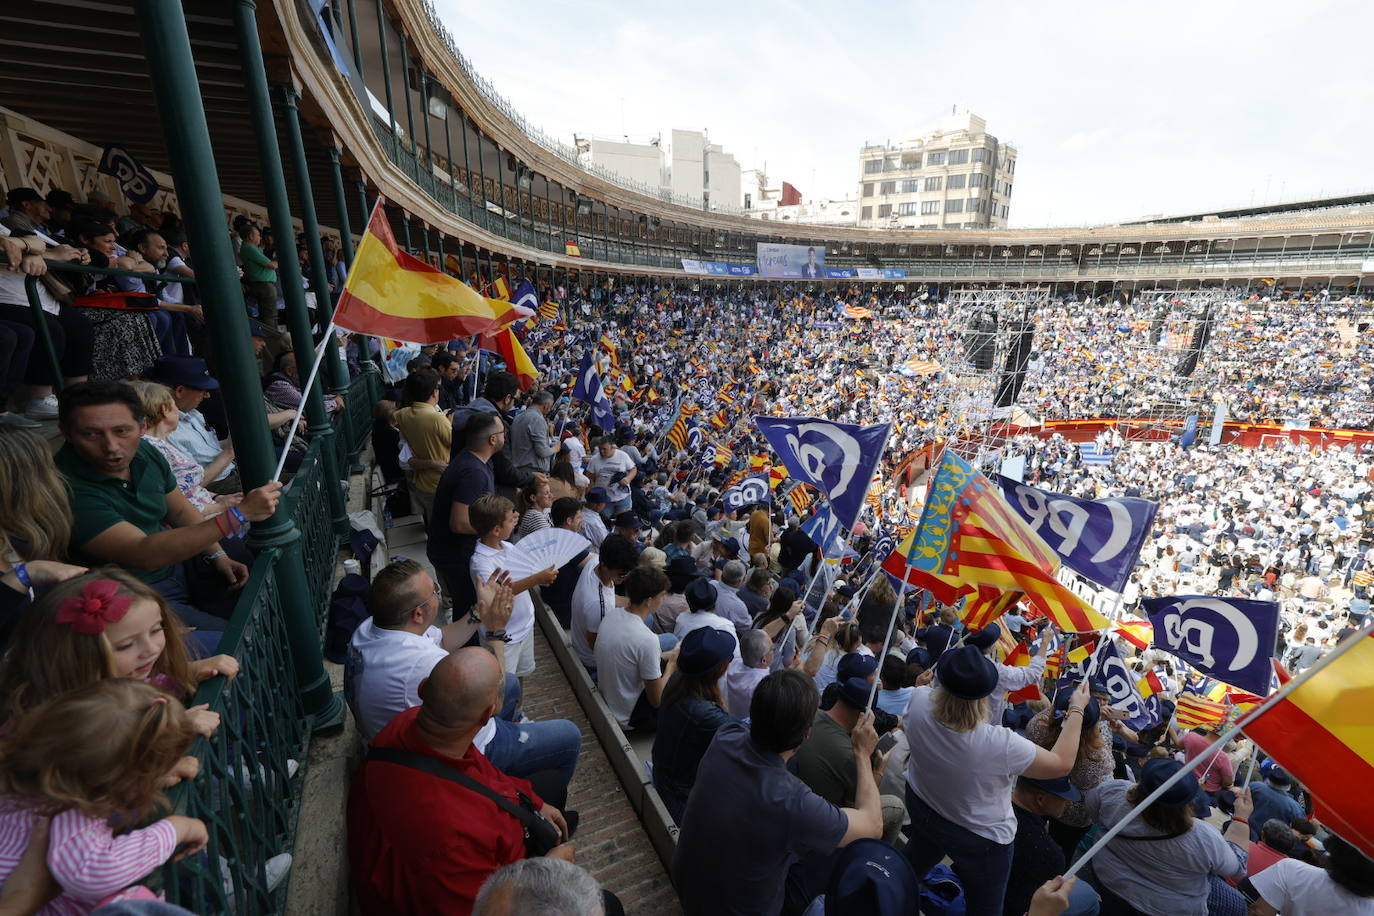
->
<box><xmin>680</xmin><ymin>258</ymin><xmax>703</xmax><ymax>273</ymax></box>
<box><xmin>1093</xmin><ymin>640</ymin><xmax>1149</xmax><ymax>719</ymax></box>
<box><xmin>856</xmin><ymin>268</ymin><xmax>881</xmax><ymax>279</ymax></box>
<box><xmin>1143</xmin><ymin>595</ymin><xmax>1280</xmax><ymax>695</ymax></box>
<box><xmin>754</xmin><ymin>416</ymin><xmax>891</xmax><ymax>532</ymax></box>
<box><xmin>996</xmin><ymin>477</ymin><xmax>1156</xmax><ymax>593</ymax></box>
<box><xmin>723</xmin><ymin>474</ymin><xmax>771</xmax><ymax>513</ymax></box>
<box><xmin>680</xmin><ymin>258</ymin><xmax>753</xmax><ymax>276</ymax></box>
<box><xmin>825</xmin><ymin>268</ymin><xmax>857</xmax><ymax>279</ymax></box>
<box><xmin>756</xmin><ymin>243</ymin><xmax>827</xmax><ymax>279</ymax></box>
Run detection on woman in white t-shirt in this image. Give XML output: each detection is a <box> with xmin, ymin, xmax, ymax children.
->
<box><xmin>902</xmin><ymin>645</ymin><xmax>1091</xmax><ymax>915</ymax></box>
<box><xmin>1244</xmin><ymin>833</ymin><xmax>1374</xmax><ymax>916</ymax></box>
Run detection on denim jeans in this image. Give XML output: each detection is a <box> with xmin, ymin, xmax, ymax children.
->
<box><xmin>904</xmin><ymin>784</ymin><xmax>1014</xmax><ymax>916</ymax></box>
<box><xmin>1063</xmin><ymin>877</ymin><xmax>1102</xmax><ymax>916</ymax></box>
<box><xmin>152</xmin><ymin>560</ymin><xmax>224</xmax><ymax>655</ymax></box>
<box><xmin>483</xmin><ymin>716</ymin><xmax>582</xmax><ymax>789</ymax></box>
<box><xmin>499</xmin><ymin>673</ymin><xmax>522</xmax><ymax>721</ymax></box>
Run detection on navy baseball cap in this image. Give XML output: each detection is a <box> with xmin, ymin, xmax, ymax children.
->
<box><xmin>823</xmin><ymin>838</ymin><xmax>919</xmax><ymax>915</ymax></box>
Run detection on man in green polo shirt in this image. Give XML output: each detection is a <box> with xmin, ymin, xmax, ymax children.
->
<box><xmin>56</xmin><ymin>380</ymin><xmax>282</xmax><ymax>642</ymax></box>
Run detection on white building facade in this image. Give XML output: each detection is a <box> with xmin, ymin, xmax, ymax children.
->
<box><xmin>855</xmin><ymin>112</ymin><xmax>1016</xmax><ymax>230</ymax></box>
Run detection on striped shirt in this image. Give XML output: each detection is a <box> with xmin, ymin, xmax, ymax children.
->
<box><xmin>0</xmin><ymin>802</ymin><xmax>178</xmax><ymax>914</ymax></box>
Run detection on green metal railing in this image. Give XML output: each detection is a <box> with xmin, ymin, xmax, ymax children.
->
<box><xmin>160</xmin><ymin>553</ymin><xmax>308</xmax><ymax>915</ymax></box>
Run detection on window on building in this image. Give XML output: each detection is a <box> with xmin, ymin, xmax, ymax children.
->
<box><xmin>969</xmin><ymin>172</ymin><xmax>985</xmax><ymax>189</ymax></box>
<box><xmin>920</xmin><ymin>223</ymin><xmax>938</xmax><ymax>229</ymax></box>
<box><xmin>1008</xmin><ymin>159</ymin><xmax>1016</xmax><ymax>173</ymax></box>
<box><xmin>885</xmin><ymin>156</ymin><xmax>902</xmax><ymax>171</ymax></box>
<box><xmin>900</xmin><ymin>179</ymin><xmax>919</xmax><ymax>193</ymax></box>
<box><xmin>878</xmin><ymin>204</ymin><xmax>892</xmax><ymax>217</ymax></box>
<box><xmin>926</xmin><ymin>151</ymin><xmax>946</xmax><ymax>166</ymax></box>
<box><xmin>1004</xmin><ymin>183</ymin><xmax>1012</xmax><ymax>196</ymax></box>
<box><xmin>946</xmin><ymin>174</ymin><xmax>966</xmax><ymax>190</ymax></box>
<box><xmin>1000</xmin><ymin>204</ymin><xmax>1008</xmax><ymax>218</ymax></box>
<box><xmin>863</xmin><ymin>182</ymin><xmax>874</xmax><ymax>197</ymax></box>
<box><xmin>860</xmin><ymin>206</ymin><xmax>872</xmax><ymax>220</ymax></box>
<box><xmin>864</xmin><ymin>159</ymin><xmax>883</xmax><ymax>174</ymax></box>
<box><xmin>902</xmin><ymin>153</ymin><xmax>922</xmax><ymax>169</ymax></box>
<box><xmin>948</xmin><ymin>149</ymin><xmax>969</xmax><ymax>165</ymax></box>
<box><xmin>924</xmin><ymin>176</ymin><xmax>943</xmax><ymax>191</ymax></box>
<box><xmin>921</xmin><ymin>200</ymin><xmax>940</xmax><ymax>214</ymax></box>
<box><xmin>972</xmin><ymin>148</ymin><xmax>987</xmax><ymax>163</ymax></box>
<box><xmin>879</xmin><ymin>180</ymin><xmax>896</xmax><ymax>195</ymax></box>
<box><xmin>898</xmin><ymin>202</ymin><xmax>920</xmax><ymax>216</ymax></box>
<box><xmin>945</xmin><ymin>199</ymin><xmax>964</xmax><ymax>213</ymax></box>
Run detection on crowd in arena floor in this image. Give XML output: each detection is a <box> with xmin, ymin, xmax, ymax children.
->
<box><xmin>0</xmin><ymin>181</ymin><xmax>1372</xmax><ymax>915</ymax></box>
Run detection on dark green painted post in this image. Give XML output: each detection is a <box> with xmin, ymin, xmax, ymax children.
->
<box><xmin>372</xmin><ymin>0</ymin><xmax>396</xmax><ymax>150</ymax></box>
<box><xmin>356</xmin><ymin>179</ymin><xmax>369</xmax><ymax>234</ymax></box>
<box><xmin>401</xmin><ymin>213</ymin><xmax>413</xmax><ymax>252</ymax></box>
<box><xmin>140</xmin><ymin>0</ymin><xmax>342</xmax><ymax>728</ymax></box>
<box><xmin>399</xmin><ymin>39</ymin><xmax>417</xmax><ymax>159</ymax></box>
<box><xmin>328</xmin><ymin>147</ymin><xmax>355</xmax><ymax>265</ymax></box>
<box><xmin>344</xmin><ymin>0</ymin><xmax>363</xmax><ymax>84</ymax></box>
<box><xmin>278</xmin><ymin>86</ymin><xmax>352</xmax><ymax>537</ymax></box>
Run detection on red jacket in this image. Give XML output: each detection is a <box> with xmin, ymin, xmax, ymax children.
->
<box><xmin>348</xmin><ymin>707</ymin><xmax>543</xmax><ymax>915</ymax></box>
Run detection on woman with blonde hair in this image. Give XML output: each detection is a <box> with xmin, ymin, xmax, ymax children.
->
<box><xmin>902</xmin><ymin>645</ymin><xmax>1092</xmax><ymax>914</ymax></box>
<box><xmin>0</xmin><ymin>426</ymin><xmax>85</xmax><ymax>649</ymax></box>
<box><xmin>128</xmin><ymin>380</ymin><xmax>238</xmax><ymax>517</ymax></box>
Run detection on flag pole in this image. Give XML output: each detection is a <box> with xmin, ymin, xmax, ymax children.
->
<box><xmin>272</xmin><ymin>317</ymin><xmax>335</xmax><ymax>482</ymax></box>
<box><xmin>1239</xmin><ymin>743</ymin><xmax>1259</xmax><ymax>787</ymax></box>
<box><xmin>867</xmin><ymin>564</ymin><xmax>915</xmax><ymax>710</ymax></box>
<box><xmin>1064</xmin><ymin>620</ymin><xmax>1374</xmax><ymax>879</ymax></box>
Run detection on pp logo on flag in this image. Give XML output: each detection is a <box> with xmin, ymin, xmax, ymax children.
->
<box><xmin>686</xmin><ymin>427</ymin><xmax>705</xmax><ymax>455</ymax></box>
<box><xmin>783</xmin><ymin>423</ymin><xmax>863</xmax><ymax>504</ymax></box>
<box><xmin>724</xmin><ymin>477</ymin><xmax>769</xmax><ymax>513</ymax></box>
<box><xmin>1158</xmin><ymin>598</ymin><xmax>1263</xmax><ymax>671</ymax></box>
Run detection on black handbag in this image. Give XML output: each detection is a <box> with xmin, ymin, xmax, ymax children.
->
<box><xmin>366</xmin><ymin>746</ymin><xmax>563</xmax><ymax>856</ymax></box>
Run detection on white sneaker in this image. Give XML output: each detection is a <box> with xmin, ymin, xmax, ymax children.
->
<box><xmin>0</xmin><ymin>411</ymin><xmax>42</xmax><ymax>428</ymax></box>
<box><xmin>220</xmin><ymin>852</ymin><xmax>293</xmax><ymax>907</ymax></box>
<box><xmin>23</xmin><ymin>396</ymin><xmax>58</xmax><ymax>420</ymax></box>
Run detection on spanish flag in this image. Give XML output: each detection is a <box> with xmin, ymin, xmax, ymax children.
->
<box><xmin>1243</xmin><ymin>628</ymin><xmax>1374</xmax><ymax>856</ymax></box>
<box><xmin>481</xmin><ymin>328</ymin><xmax>537</xmax><ymax>391</ymax></box>
<box><xmin>709</xmin><ymin>410</ymin><xmax>729</xmax><ymax>430</ymax></box>
<box><xmin>1113</xmin><ymin>619</ymin><xmax>1153</xmax><ymax>651</ymax></box>
<box><xmin>1136</xmin><ymin>670</ymin><xmax>1164</xmax><ymax>699</ymax></box>
<box><xmin>334</xmin><ymin>201</ymin><xmax>499</xmax><ymax>343</ymax></box>
<box><xmin>565</xmin><ymin>241</ymin><xmax>581</xmax><ymax>257</ymax></box>
<box><xmin>1004</xmin><ymin>640</ymin><xmax>1043</xmax><ymax>704</ymax></box>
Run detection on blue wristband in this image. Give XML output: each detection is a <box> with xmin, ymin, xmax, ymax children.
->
<box><xmin>229</xmin><ymin>507</ymin><xmax>248</xmax><ymax>528</ymax></box>
<box><xmin>12</xmin><ymin>562</ymin><xmax>32</xmax><ymax>589</ymax></box>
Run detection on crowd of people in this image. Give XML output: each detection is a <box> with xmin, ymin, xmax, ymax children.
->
<box><xmin>1</xmin><ymin>177</ymin><xmax>1373</xmax><ymax>915</ymax></box>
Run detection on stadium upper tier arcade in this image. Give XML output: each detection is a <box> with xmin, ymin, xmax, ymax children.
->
<box><xmin>5</xmin><ymin>0</ymin><xmax>1373</xmax><ymax>290</ymax></box>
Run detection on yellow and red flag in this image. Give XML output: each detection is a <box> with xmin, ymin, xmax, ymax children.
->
<box><xmin>333</xmin><ymin>200</ymin><xmax>500</xmax><ymax>343</ymax></box>
<box><xmin>565</xmin><ymin>241</ymin><xmax>581</xmax><ymax>257</ymax></box>
<box><xmin>490</xmin><ymin>275</ymin><xmax>510</xmax><ymax>301</ymax></box>
<box><xmin>709</xmin><ymin>410</ymin><xmax>729</xmax><ymax>430</ymax></box>
<box><xmin>1113</xmin><ymin>619</ymin><xmax>1153</xmax><ymax>651</ymax></box>
<box><xmin>538</xmin><ymin>300</ymin><xmax>559</xmax><ymax>322</ymax></box>
<box><xmin>1004</xmin><ymin>639</ymin><xmax>1043</xmax><ymax>704</ymax></box>
<box><xmin>769</xmin><ymin>465</ymin><xmax>789</xmax><ymax>490</ymax></box>
<box><xmin>961</xmin><ymin>587</ymin><xmax>1023</xmax><ymax>633</ymax></box>
<box><xmin>786</xmin><ymin>482</ymin><xmax>814</xmax><ymax>515</ymax></box>
<box><xmin>1242</xmin><ymin>629</ymin><xmax>1374</xmax><ymax>856</ymax></box>
<box><xmin>1136</xmin><ymin>670</ymin><xmax>1164</xmax><ymax>699</ymax></box>
<box><xmin>899</xmin><ymin>453</ymin><xmax>1110</xmax><ymax>633</ymax></box>
<box><xmin>1174</xmin><ymin>693</ymin><xmax>1228</xmax><ymax>730</ymax></box>
<box><xmin>482</xmin><ymin>328</ymin><xmax>537</xmax><ymax>391</ymax></box>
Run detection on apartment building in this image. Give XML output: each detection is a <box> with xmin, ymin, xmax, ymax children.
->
<box><xmin>855</xmin><ymin>111</ymin><xmax>1016</xmax><ymax>229</ymax></box>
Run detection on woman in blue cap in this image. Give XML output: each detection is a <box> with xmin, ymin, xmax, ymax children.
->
<box><xmin>1077</xmin><ymin>757</ymin><xmax>1253</xmax><ymax>916</ymax></box>
<box><xmin>651</xmin><ymin>626</ymin><xmax>739</xmax><ymax>824</ymax></box>
<box><xmin>903</xmin><ymin>644</ymin><xmax>1091</xmax><ymax>915</ymax></box>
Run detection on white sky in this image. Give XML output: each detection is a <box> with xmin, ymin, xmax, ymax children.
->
<box><xmin>432</xmin><ymin>0</ymin><xmax>1374</xmax><ymax>227</ymax></box>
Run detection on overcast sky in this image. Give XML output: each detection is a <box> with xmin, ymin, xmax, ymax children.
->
<box><xmin>432</xmin><ymin>0</ymin><xmax>1374</xmax><ymax>227</ymax></box>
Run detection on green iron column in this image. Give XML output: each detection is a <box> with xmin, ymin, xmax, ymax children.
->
<box><xmin>278</xmin><ymin>85</ymin><xmax>353</xmax><ymax>537</ymax></box>
<box><xmin>355</xmin><ymin>179</ymin><xmax>369</xmax><ymax>235</ymax></box>
<box><xmin>229</xmin><ymin>0</ymin><xmax>343</xmax><ymax>730</ymax></box>
<box><xmin>327</xmin><ymin>147</ymin><xmax>355</xmax><ymax>265</ymax></box>
<box><xmin>140</xmin><ymin>0</ymin><xmax>342</xmax><ymax>728</ymax></box>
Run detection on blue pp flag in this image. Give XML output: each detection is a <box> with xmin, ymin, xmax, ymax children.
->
<box><xmin>1125</xmin><ymin>693</ymin><xmax>1165</xmax><ymax>732</ymax></box>
<box><xmin>1093</xmin><ymin>640</ymin><xmax>1149</xmax><ymax>720</ymax></box>
<box><xmin>801</xmin><ymin>505</ymin><xmax>843</xmax><ymax>556</ymax></box>
<box><xmin>1179</xmin><ymin>413</ymin><xmax>1200</xmax><ymax>449</ymax></box>
<box><xmin>571</xmin><ymin>352</ymin><xmax>615</xmax><ymax>433</ymax></box>
<box><xmin>996</xmin><ymin>476</ymin><xmax>1157</xmax><ymax>593</ymax></box>
<box><xmin>1143</xmin><ymin>595</ymin><xmax>1280</xmax><ymax>696</ymax></box>
<box><xmin>753</xmin><ymin>416</ymin><xmax>891</xmax><ymax>532</ymax></box>
<box><xmin>723</xmin><ymin>474</ymin><xmax>770</xmax><ymax>514</ymax></box>
<box><xmin>870</xmin><ymin>529</ymin><xmax>897</xmax><ymax>566</ymax></box>
<box><xmin>512</xmin><ymin>279</ymin><xmax>539</xmax><ymax>311</ymax></box>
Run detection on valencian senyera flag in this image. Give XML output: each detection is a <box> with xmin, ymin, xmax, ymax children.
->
<box><xmin>995</xmin><ymin>476</ymin><xmax>1156</xmax><ymax>593</ymax></box>
<box><xmin>334</xmin><ymin>199</ymin><xmax>500</xmax><ymax>343</ymax></box>
<box><xmin>900</xmin><ymin>453</ymin><xmax>1111</xmax><ymax>633</ymax></box>
<box><xmin>1142</xmin><ymin>595</ymin><xmax>1279</xmax><ymax>696</ymax></box>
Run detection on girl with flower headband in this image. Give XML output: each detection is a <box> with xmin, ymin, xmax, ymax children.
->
<box><xmin>0</xmin><ymin>678</ymin><xmax>209</xmax><ymax>912</ymax></box>
<box><xmin>0</xmin><ymin>568</ymin><xmax>237</xmax><ymax>740</ymax></box>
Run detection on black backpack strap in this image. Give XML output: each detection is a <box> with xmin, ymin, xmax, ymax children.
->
<box><xmin>366</xmin><ymin>746</ymin><xmax>543</xmax><ymax>831</ymax></box>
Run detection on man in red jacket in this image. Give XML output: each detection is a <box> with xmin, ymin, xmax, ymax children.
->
<box><xmin>348</xmin><ymin>647</ymin><xmax>573</xmax><ymax>915</ymax></box>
